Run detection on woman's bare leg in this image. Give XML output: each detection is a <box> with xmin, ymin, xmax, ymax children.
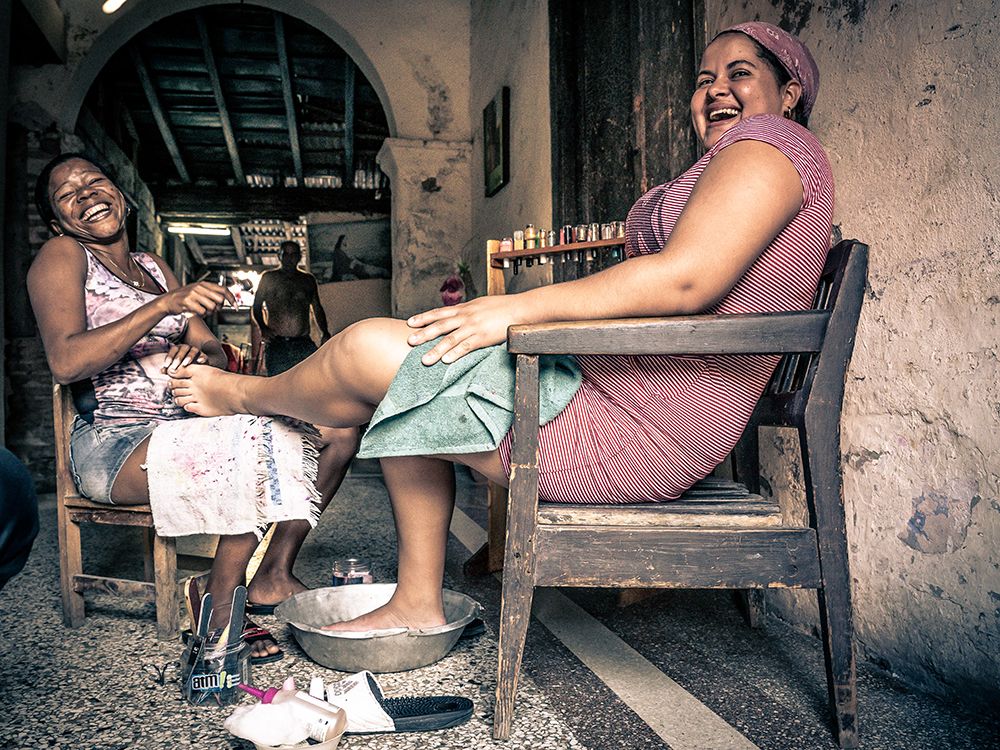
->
<box><xmin>323</xmin><ymin>454</ymin><xmax>456</xmax><ymax>631</ymax></box>
<box><xmin>109</xmin><ymin>438</ymin><xmax>152</xmax><ymax>504</ymax></box>
<box><xmin>170</xmin><ymin>318</ymin><xmax>413</xmax><ymax>426</ymax></box>
<box><xmin>110</xmin><ymin>432</ymin><xmax>356</xmax><ymax>658</ymax></box>
<box><xmin>247</xmin><ymin>425</ymin><xmax>359</xmax><ymax>607</ymax></box>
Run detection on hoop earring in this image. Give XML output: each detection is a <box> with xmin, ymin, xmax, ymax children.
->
<box><xmin>783</xmin><ymin>108</ymin><xmax>793</xmax><ymax>119</ymax></box>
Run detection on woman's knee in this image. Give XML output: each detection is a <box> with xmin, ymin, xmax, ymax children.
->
<box><xmin>332</xmin><ymin>318</ymin><xmax>412</xmax><ymax>395</ymax></box>
<box><xmin>317</xmin><ymin>426</ymin><xmax>359</xmax><ymax>463</ymax></box>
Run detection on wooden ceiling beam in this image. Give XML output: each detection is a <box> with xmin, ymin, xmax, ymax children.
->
<box><xmin>156</xmin><ymin>185</ymin><xmax>389</xmax><ymax>223</ymax></box>
<box><xmin>196</xmin><ymin>13</ymin><xmax>245</xmax><ymax>185</ymax></box>
<box><xmin>229</xmin><ymin>226</ymin><xmax>247</xmax><ymax>264</ymax></box>
<box><xmin>184</xmin><ymin>235</ymin><xmax>207</xmax><ymax>266</ymax></box>
<box><xmin>273</xmin><ymin>13</ymin><xmax>304</xmax><ymax>185</ymax></box>
<box><xmin>129</xmin><ymin>45</ymin><xmax>191</xmax><ymax>183</ymax></box>
<box><xmin>342</xmin><ymin>58</ymin><xmax>355</xmax><ymax>188</ymax></box>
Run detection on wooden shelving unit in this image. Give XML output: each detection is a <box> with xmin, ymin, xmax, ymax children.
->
<box><xmin>489</xmin><ymin>237</ymin><xmax>625</xmax><ymax>268</ymax></box>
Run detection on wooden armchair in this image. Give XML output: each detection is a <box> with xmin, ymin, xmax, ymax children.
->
<box><xmin>493</xmin><ymin>239</ymin><xmax>868</xmax><ymax>748</ymax></box>
<box><xmin>53</xmin><ymin>383</ymin><xmax>181</xmax><ymax>640</ymax></box>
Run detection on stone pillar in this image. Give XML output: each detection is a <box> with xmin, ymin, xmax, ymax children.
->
<box><xmin>376</xmin><ymin>138</ymin><xmax>472</xmax><ymax>318</ymax></box>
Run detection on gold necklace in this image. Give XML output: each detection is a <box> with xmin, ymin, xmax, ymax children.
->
<box><xmin>97</xmin><ymin>250</ymin><xmax>144</xmax><ymax>288</ymax></box>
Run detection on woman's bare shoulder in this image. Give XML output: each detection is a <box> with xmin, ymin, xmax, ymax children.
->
<box><xmin>29</xmin><ymin>235</ymin><xmax>87</xmax><ymax>274</ymax></box>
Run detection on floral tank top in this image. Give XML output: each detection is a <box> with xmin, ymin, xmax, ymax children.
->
<box><xmin>81</xmin><ymin>244</ymin><xmax>190</xmax><ymax>425</ymax></box>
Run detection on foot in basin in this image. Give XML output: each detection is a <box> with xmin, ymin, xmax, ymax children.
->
<box><xmin>321</xmin><ymin>596</ymin><xmax>447</xmax><ymax>633</ymax></box>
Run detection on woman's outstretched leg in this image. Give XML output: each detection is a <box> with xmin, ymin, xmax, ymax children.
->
<box><xmin>170</xmin><ymin>317</ymin><xmax>413</xmax><ymax>427</ymax></box>
<box><xmin>323</xmin><ymin>454</ymin><xmax>456</xmax><ymax>631</ymax></box>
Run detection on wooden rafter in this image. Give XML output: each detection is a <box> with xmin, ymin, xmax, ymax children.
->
<box><xmin>156</xmin><ymin>185</ymin><xmax>389</xmax><ymax>223</ymax></box>
<box><xmin>195</xmin><ymin>13</ymin><xmax>245</xmax><ymax>185</ymax></box>
<box><xmin>273</xmin><ymin>13</ymin><xmax>303</xmax><ymax>184</ymax></box>
<box><xmin>342</xmin><ymin>57</ymin><xmax>355</xmax><ymax>187</ymax></box>
<box><xmin>184</xmin><ymin>235</ymin><xmax>207</xmax><ymax>266</ymax></box>
<box><xmin>229</xmin><ymin>226</ymin><xmax>247</xmax><ymax>265</ymax></box>
<box><xmin>128</xmin><ymin>45</ymin><xmax>190</xmax><ymax>183</ymax></box>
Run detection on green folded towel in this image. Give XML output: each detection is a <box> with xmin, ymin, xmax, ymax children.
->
<box><xmin>357</xmin><ymin>340</ymin><xmax>582</xmax><ymax>458</ymax></box>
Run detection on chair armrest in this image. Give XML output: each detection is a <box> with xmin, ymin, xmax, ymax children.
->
<box><xmin>506</xmin><ymin>310</ymin><xmax>830</xmax><ymax>356</ymax></box>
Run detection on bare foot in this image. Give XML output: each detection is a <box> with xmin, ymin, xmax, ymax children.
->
<box><xmin>246</xmin><ymin>573</ymin><xmax>309</xmax><ymax>610</ymax></box>
<box><xmin>168</xmin><ymin>363</ymin><xmax>252</xmax><ymax>417</ymax></box>
<box><xmin>322</xmin><ymin>601</ymin><xmax>446</xmax><ymax>633</ymax></box>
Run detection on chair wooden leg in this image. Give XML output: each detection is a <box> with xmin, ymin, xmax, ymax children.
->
<box><xmin>57</xmin><ymin>505</ymin><xmax>85</xmax><ymax>628</ymax></box>
<box><xmin>153</xmin><ymin>534</ymin><xmax>179</xmax><ymax>640</ymax></box>
<box><xmin>487</xmin><ymin>483</ymin><xmax>509</xmax><ymax>573</ymax></box>
<box><xmin>802</xmin><ymin>427</ymin><xmax>858</xmax><ymax>748</ymax></box>
<box><xmin>494</xmin><ymin>560</ymin><xmax>536</xmax><ymax>740</ymax></box>
<box><xmin>142</xmin><ymin>527</ymin><xmax>155</xmax><ymax>582</ymax></box>
<box><xmin>745</xmin><ymin>589</ymin><xmax>767</xmax><ymax>628</ymax></box>
<box><xmin>494</xmin><ymin>354</ymin><xmax>540</xmax><ymax>740</ymax></box>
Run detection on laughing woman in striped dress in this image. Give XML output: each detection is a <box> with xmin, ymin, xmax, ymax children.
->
<box><xmin>170</xmin><ymin>22</ymin><xmax>832</xmax><ymax>633</ymax></box>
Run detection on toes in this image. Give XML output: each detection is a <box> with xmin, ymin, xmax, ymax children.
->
<box><xmin>250</xmin><ymin>639</ymin><xmax>280</xmax><ymax>658</ymax></box>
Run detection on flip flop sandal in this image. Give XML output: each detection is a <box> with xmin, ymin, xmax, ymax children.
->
<box><xmin>241</xmin><ymin>624</ymin><xmax>284</xmax><ymax>665</ymax></box>
<box><xmin>325</xmin><ymin>671</ymin><xmax>473</xmax><ymax>734</ymax></box>
<box><xmin>245</xmin><ymin>601</ymin><xmax>278</xmax><ymax>616</ymax></box>
<box><xmin>181</xmin><ymin>623</ymin><xmax>285</xmax><ymax>665</ymax></box>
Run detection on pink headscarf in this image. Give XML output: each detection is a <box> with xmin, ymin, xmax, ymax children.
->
<box><xmin>716</xmin><ymin>22</ymin><xmax>820</xmax><ymax>118</ymax></box>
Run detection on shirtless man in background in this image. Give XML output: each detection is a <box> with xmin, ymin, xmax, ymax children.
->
<box><xmin>252</xmin><ymin>240</ymin><xmax>332</xmax><ymax>375</ymax></box>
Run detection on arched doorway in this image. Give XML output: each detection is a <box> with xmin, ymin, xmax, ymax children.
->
<box><xmin>79</xmin><ymin>3</ymin><xmax>394</xmax><ymax>353</ymax></box>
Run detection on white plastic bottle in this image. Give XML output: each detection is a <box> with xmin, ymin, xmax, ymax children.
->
<box><xmin>239</xmin><ymin>680</ymin><xmax>347</xmax><ymax>742</ymax></box>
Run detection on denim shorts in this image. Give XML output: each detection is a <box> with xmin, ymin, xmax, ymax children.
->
<box><xmin>69</xmin><ymin>417</ymin><xmax>156</xmax><ymax>504</ymax></box>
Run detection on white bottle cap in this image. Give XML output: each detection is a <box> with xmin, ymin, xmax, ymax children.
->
<box><xmin>308</xmin><ymin>676</ymin><xmax>325</xmax><ymax>700</ymax></box>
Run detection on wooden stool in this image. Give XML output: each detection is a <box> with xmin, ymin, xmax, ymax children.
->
<box><xmin>53</xmin><ymin>383</ymin><xmax>180</xmax><ymax>640</ymax></box>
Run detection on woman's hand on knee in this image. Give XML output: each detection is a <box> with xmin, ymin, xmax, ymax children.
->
<box><xmin>406</xmin><ymin>296</ymin><xmax>522</xmax><ymax>365</ymax></box>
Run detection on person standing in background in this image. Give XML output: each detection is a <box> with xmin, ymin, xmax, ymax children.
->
<box><xmin>252</xmin><ymin>241</ymin><xmax>332</xmax><ymax>375</ymax></box>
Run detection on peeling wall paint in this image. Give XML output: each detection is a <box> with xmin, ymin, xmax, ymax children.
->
<box><xmin>709</xmin><ymin>0</ymin><xmax>1000</xmax><ymax>706</ymax></box>
<box><xmin>899</xmin><ymin>485</ymin><xmax>979</xmax><ymax>554</ymax></box>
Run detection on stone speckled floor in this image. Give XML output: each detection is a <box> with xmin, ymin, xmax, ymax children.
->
<box><xmin>1</xmin><ymin>470</ymin><xmax>997</xmax><ymax>750</ymax></box>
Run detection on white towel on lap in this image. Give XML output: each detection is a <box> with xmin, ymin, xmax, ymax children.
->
<box><xmin>146</xmin><ymin>415</ymin><xmax>321</xmax><ymax>538</ymax></box>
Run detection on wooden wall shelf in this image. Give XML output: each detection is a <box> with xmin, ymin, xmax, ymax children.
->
<box><xmin>490</xmin><ymin>237</ymin><xmax>625</xmax><ymax>268</ymax></box>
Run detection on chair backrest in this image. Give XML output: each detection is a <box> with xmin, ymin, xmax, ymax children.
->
<box><xmin>757</xmin><ymin>239</ymin><xmax>868</xmax><ymax>428</ymax></box>
<box><xmin>731</xmin><ymin>240</ymin><xmax>867</xmax><ymax>495</ymax></box>
<box><xmin>52</xmin><ymin>383</ymin><xmax>78</xmax><ymax>503</ymax></box>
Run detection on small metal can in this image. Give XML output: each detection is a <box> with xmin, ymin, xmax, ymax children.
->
<box><xmin>547</xmin><ymin>230</ymin><xmax>557</xmax><ymax>247</ymax></box>
<box><xmin>574</xmin><ymin>224</ymin><xmax>588</xmax><ymax>242</ymax></box>
<box><xmin>524</xmin><ymin>224</ymin><xmax>537</xmax><ymax>250</ymax></box>
<box><xmin>332</xmin><ymin>558</ymin><xmax>373</xmax><ymax>586</ymax></box>
<box><xmin>587</xmin><ymin>223</ymin><xmax>600</xmax><ymax>241</ymax></box>
<box><xmin>600</xmin><ymin>223</ymin><xmax>614</xmax><ymax>240</ymax></box>
<box><xmin>500</xmin><ymin>236</ymin><xmax>514</xmax><ymax>253</ymax></box>
<box><xmin>561</xmin><ymin>225</ymin><xmax>574</xmax><ymax>245</ymax></box>
<box><xmin>616</xmin><ymin>220</ymin><xmax>626</xmax><ymax>238</ymax></box>
<box><xmin>538</xmin><ymin>230</ymin><xmax>547</xmax><ymax>248</ymax></box>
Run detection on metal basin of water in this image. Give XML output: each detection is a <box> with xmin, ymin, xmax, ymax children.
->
<box><xmin>275</xmin><ymin>584</ymin><xmax>482</xmax><ymax>673</ymax></box>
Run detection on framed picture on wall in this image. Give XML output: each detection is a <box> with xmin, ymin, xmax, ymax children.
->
<box><xmin>483</xmin><ymin>86</ymin><xmax>510</xmax><ymax>197</ymax></box>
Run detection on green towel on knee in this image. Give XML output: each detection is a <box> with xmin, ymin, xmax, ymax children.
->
<box><xmin>356</xmin><ymin>340</ymin><xmax>582</xmax><ymax>458</ymax></box>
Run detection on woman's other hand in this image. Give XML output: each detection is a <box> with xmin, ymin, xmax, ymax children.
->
<box><xmin>162</xmin><ymin>343</ymin><xmax>210</xmax><ymax>374</ymax></box>
<box><xmin>163</xmin><ymin>282</ymin><xmax>235</xmax><ymax>318</ymax></box>
<box><xmin>406</xmin><ymin>295</ymin><xmax>524</xmax><ymax>366</ymax></box>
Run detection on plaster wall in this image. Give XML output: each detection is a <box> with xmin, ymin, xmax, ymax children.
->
<box><xmin>467</xmin><ymin>0</ymin><xmax>553</xmax><ymax>293</ymax></box>
<box><xmin>9</xmin><ymin>0</ymin><xmax>471</xmax><ymax>142</ymax></box>
<box><xmin>708</xmin><ymin>0</ymin><xmax>1000</xmax><ymax>702</ymax></box>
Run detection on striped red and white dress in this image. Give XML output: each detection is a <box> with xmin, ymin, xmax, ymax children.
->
<box><xmin>499</xmin><ymin>114</ymin><xmax>834</xmax><ymax>504</ymax></box>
